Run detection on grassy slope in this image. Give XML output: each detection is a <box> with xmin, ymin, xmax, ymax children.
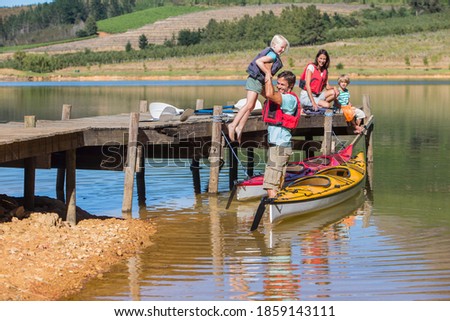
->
<box><xmin>0</xmin><ymin>5</ymin><xmax>207</xmax><ymax>53</ymax></box>
<box><xmin>97</xmin><ymin>6</ymin><xmax>207</xmax><ymax>33</ymax></box>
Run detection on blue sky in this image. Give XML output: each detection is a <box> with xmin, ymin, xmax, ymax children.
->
<box><xmin>1</xmin><ymin>1</ymin><xmax>50</xmax><ymax>7</ymax></box>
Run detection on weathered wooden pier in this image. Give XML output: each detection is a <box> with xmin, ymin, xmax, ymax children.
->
<box><xmin>0</xmin><ymin>96</ymin><xmax>374</xmax><ymax>224</ymax></box>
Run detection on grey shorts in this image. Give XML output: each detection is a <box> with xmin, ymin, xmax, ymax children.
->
<box><xmin>245</xmin><ymin>77</ymin><xmax>263</xmax><ymax>94</ymax></box>
<box><xmin>263</xmin><ymin>145</ymin><xmax>293</xmax><ymax>192</ymax></box>
<box><xmin>300</xmin><ymin>90</ymin><xmax>326</xmax><ymax>109</ymax></box>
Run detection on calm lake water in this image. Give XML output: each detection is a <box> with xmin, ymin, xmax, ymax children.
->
<box><xmin>1</xmin><ymin>80</ymin><xmax>450</xmax><ymax>301</ymax></box>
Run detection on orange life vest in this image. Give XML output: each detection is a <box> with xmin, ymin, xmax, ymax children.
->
<box><xmin>341</xmin><ymin>105</ymin><xmax>355</xmax><ymax>122</ymax></box>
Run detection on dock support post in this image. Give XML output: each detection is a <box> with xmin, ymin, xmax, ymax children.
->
<box><xmin>136</xmin><ymin>145</ymin><xmax>146</xmax><ymax>207</ymax></box>
<box><xmin>191</xmin><ymin>156</ymin><xmax>201</xmax><ymax>194</ymax></box>
<box><xmin>246</xmin><ymin>147</ymin><xmax>254</xmax><ymax>178</ymax></box>
<box><xmin>139</xmin><ymin>100</ymin><xmax>148</xmax><ymax>113</ymax></box>
<box><xmin>196</xmin><ymin>99</ymin><xmax>204</xmax><ymax>111</ymax></box>
<box><xmin>305</xmin><ymin>135</ymin><xmax>314</xmax><ymax>158</ymax></box>
<box><xmin>122</xmin><ymin>112</ymin><xmax>140</xmax><ymax>214</ymax></box>
<box><xmin>208</xmin><ymin>105</ymin><xmax>223</xmax><ymax>193</ymax></box>
<box><xmin>56</xmin><ymin>167</ymin><xmax>65</xmax><ymax>202</ymax></box>
<box><xmin>23</xmin><ymin>115</ymin><xmax>36</xmax><ymax>210</ymax></box>
<box><xmin>24</xmin><ymin>115</ymin><xmax>36</xmax><ymax>128</ymax></box>
<box><xmin>321</xmin><ymin>113</ymin><xmax>333</xmax><ymax>156</ymax></box>
<box><xmin>363</xmin><ymin>94</ymin><xmax>374</xmax><ymax>191</ymax></box>
<box><xmin>228</xmin><ymin>145</ymin><xmax>238</xmax><ymax>190</ymax></box>
<box><xmin>65</xmin><ymin>149</ymin><xmax>76</xmax><ymax>225</ymax></box>
<box><xmin>57</xmin><ymin>104</ymin><xmax>72</xmax><ymax>202</ymax></box>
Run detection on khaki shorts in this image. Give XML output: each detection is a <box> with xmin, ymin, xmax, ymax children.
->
<box><xmin>263</xmin><ymin>145</ymin><xmax>293</xmax><ymax>192</ymax></box>
<box><xmin>245</xmin><ymin>77</ymin><xmax>263</xmax><ymax>94</ymax></box>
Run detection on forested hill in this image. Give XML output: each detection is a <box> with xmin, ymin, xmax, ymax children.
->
<box><xmin>0</xmin><ymin>0</ymin><xmax>447</xmax><ymax>48</ymax></box>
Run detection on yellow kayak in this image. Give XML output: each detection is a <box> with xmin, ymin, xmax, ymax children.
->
<box><xmin>269</xmin><ymin>152</ymin><xmax>366</xmax><ymax>224</ymax></box>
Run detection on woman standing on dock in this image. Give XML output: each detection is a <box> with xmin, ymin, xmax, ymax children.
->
<box><xmin>298</xmin><ymin>49</ymin><xmax>338</xmax><ymax>113</ymax></box>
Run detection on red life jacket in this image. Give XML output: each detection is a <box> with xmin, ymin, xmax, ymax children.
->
<box><xmin>299</xmin><ymin>63</ymin><xmax>328</xmax><ymax>95</ymax></box>
<box><xmin>262</xmin><ymin>92</ymin><xmax>301</xmax><ymax>129</ymax></box>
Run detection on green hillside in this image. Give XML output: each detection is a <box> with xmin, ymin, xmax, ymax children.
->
<box><xmin>0</xmin><ymin>2</ymin><xmax>449</xmax><ymax>79</ymax></box>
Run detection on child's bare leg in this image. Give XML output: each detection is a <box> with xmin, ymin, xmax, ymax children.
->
<box><xmin>228</xmin><ymin>106</ymin><xmax>247</xmax><ymax>142</ymax></box>
<box><xmin>351</xmin><ymin>119</ymin><xmax>362</xmax><ymax>134</ymax></box>
<box><xmin>354</xmin><ymin>119</ymin><xmax>364</xmax><ymax>133</ymax></box>
<box><xmin>234</xmin><ymin>109</ymin><xmax>251</xmax><ymax>143</ymax></box>
<box><xmin>235</xmin><ymin>92</ymin><xmax>258</xmax><ymax>143</ymax></box>
<box><xmin>228</xmin><ymin>91</ymin><xmax>258</xmax><ymax>142</ymax></box>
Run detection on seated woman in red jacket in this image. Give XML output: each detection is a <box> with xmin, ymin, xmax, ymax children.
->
<box><xmin>298</xmin><ymin>49</ymin><xmax>338</xmax><ymax>113</ymax></box>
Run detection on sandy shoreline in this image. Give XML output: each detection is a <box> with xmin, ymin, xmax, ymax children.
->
<box><xmin>0</xmin><ymin>194</ymin><xmax>155</xmax><ymax>301</ymax></box>
<box><xmin>2</xmin><ymin>72</ymin><xmax>450</xmax><ymax>83</ymax></box>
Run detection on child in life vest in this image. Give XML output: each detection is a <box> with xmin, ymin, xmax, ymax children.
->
<box><xmin>334</xmin><ymin>74</ymin><xmax>365</xmax><ymax>134</ymax></box>
<box><xmin>228</xmin><ymin>35</ymin><xmax>290</xmax><ymax>143</ymax></box>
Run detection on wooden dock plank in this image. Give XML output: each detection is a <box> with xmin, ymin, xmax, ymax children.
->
<box><xmin>0</xmin><ymin>112</ymin><xmax>352</xmax><ymax>165</ymax></box>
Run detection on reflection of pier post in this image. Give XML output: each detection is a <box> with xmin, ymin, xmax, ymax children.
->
<box><xmin>208</xmin><ymin>195</ymin><xmax>224</xmax><ymax>282</ymax></box>
<box><xmin>127</xmin><ymin>256</ymin><xmax>142</xmax><ymax>301</ymax></box>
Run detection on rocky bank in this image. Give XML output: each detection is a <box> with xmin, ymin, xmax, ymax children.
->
<box><xmin>0</xmin><ymin>194</ymin><xmax>155</xmax><ymax>301</ymax></box>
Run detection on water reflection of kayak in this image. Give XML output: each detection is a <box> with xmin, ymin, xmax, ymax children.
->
<box><xmin>268</xmin><ymin>189</ymin><xmax>366</xmax><ymax>249</ymax></box>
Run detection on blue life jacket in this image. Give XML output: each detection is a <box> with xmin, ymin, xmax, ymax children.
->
<box><xmin>246</xmin><ymin>47</ymin><xmax>283</xmax><ymax>83</ymax></box>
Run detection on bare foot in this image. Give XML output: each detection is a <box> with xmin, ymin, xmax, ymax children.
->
<box><xmin>267</xmin><ymin>190</ymin><xmax>278</xmax><ymax>198</ymax></box>
<box><xmin>227</xmin><ymin>123</ymin><xmax>236</xmax><ymax>142</ymax></box>
<box><xmin>354</xmin><ymin>126</ymin><xmax>363</xmax><ymax>134</ymax></box>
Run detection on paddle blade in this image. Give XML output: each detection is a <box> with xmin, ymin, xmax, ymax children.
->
<box><xmin>250</xmin><ymin>197</ymin><xmax>268</xmax><ymax>231</ymax></box>
<box><xmin>225</xmin><ymin>182</ymin><xmax>237</xmax><ymax>209</ymax></box>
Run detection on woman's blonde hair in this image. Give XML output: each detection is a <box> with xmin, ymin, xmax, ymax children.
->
<box><xmin>270</xmin><ymin>34</ymin><xmax>290</xmax><ymax>53</ymax></box>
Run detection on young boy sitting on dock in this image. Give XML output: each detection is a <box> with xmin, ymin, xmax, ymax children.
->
<box><xmin>334</xmin><ymin>74</ymin><xmax>365</xmax><ymax>134</ymax></box>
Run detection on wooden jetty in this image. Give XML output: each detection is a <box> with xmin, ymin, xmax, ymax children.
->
<box><xmin>0</xmin><ymin>96</ymin><xmax>374</xmax><ymax>224</ymax></box>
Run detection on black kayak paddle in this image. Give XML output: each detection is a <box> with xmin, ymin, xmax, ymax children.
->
<box><xmin>225</xmin><ymin>181</ymin><xmax>238</xmax><ymax>209</ymax></box>
<box><xmin>250</xmin><ymin>196</ymin><xmax>269</xmax><ymax>231</ymax></box>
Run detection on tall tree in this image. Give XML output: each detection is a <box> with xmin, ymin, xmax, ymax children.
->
<box><xmin>138</xmin><ymin>33</ymin><xmax>148</xmax><ymax>49</ymax></box>
<box><xmin>85</xmin><ymin>15</ymin><xmax>98</xmax><ymax>35</ymax></box>
<box><xmin>90</xmin><ymin>0</ymin><xmax>107</xmax><ymax>21</ymax></box>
